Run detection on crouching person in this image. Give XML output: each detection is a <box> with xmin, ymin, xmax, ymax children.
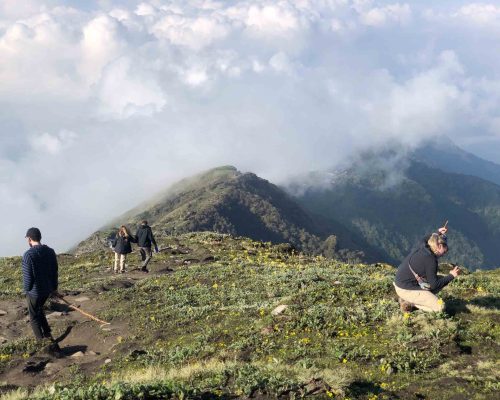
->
<box><xmin>22</xmin><ymin>227</ymin><xmax>62</xmax><ymax>357</ymax></box>
<box><xmin>394</xmin><ymin>225</ymin><xmax>460</xmax><ymax>313</ymax></box>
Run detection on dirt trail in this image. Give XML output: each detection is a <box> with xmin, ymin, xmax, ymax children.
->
<box><xmin>0</xmin><ymin>260</ymin><xmax>177</xmax><ymax>390</ymax></box>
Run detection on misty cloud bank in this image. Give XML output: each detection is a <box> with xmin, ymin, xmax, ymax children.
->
<box><xmin>1</xmin><ymin>0</ymin><xmax>500</xmax><ymax>255</ymax></box>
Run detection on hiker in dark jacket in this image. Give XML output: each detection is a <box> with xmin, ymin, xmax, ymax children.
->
<box><xmin>22</xmin><ymin>227</ymin><xmax>61</xmax><ymax>355</ymax></box>
<box><xmin>135</xmin><ymin>220</ymin><xmax>158</xmax><ymax>273</ymax></box>
<box><xmin>394</xmin><ymin>224</ymin><xmax>460</xmax><ymax>312</ymax></box>
<box><xmin>111</xmin><ymin>225</ymin><xmax>136</xmax><ymax>273</ymax></box>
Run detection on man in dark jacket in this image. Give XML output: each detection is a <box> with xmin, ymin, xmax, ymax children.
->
<box><xmin>22</xmin><ymin>227</ymin><xmax>61</xmax><ymax>355</ymax></box>
<box><xmin>135</xmin><ymin>220</ymin><xmax>158</xmax><ymax>272</ymax></box>
<box><xmin>394</xmin><ymin>225</ymin><xmax>460</xmax><ymax>312</ymax></box>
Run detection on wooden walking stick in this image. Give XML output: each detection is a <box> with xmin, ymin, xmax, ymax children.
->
<box><xmin>55</xmin><ymin>294</ymin><xmax>110</xmax><ymax>325</ymax></box>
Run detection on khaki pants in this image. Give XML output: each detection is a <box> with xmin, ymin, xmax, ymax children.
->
<box><xmin>394</xmin><ymin>283</ymin><xmax>444</xmax><ymax>312</ymax></box>
<box><xmin>114</xmin><ymin>253</ymin><xmax>126</xmax><ymax>272</ymax></box>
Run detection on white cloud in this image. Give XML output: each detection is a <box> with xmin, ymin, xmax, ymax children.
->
<box><xmin>454</xmin><ymin>3</ymin><xmax>500</xmax><ymax>24</ymax></box>
<box><xmin>29</xmin><ymin>130</ymin><xmax>77</xmax><ymax>154</ymax></box>
<box><xmin>152</xmin><ymin>13</ymin><xmax>229</xmax><ymax>49</ymax></box>
<box><xmin>98</xmin><ymin>57</ymin><xmax>167</xmax><ymax>117</ymax></box>
<box><xmin>182</xmin><ymin>66</ymin><xmax>209</xmax><ymax>86</ymax></box>
<box><xmin>1</xmin><ymin>0</ymin><xmax>500</xmax><ymax>256</ymax></box>
<box><xmin>80</xmin><ymin>15</ymin><xmax>125</xmax><ymax>85</ymax></box>
<box><xmin>269</xmin><ymin>52</ymin><xmax>295</xmax><ymax>74</ymax></box>
<box><xmin>246</xmin><ymin>4</ymin><xmax>300</xmax><ymax>33</ymax></box>
<box><xmin>360</xmin><ymin>3</ymin><xmax>411</xmax><ymax>27</ymax></box>
<box><xmin>136</xmin><ymin>2</ymin><xmax>157</xmax><ymax>17</ymax></box>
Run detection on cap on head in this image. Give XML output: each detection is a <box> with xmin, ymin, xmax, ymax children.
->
<box><xmin>141</xmin><ymin>220</ymin><xmax>148</xmax><ymax>225</ymax></box>
<box><xmin>25</xmin><ymin>227</ymin><xmax>42</xmax><ymax>242</ymax></box>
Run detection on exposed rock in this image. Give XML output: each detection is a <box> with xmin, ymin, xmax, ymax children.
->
<box><xmin>46</xmin><ymin>312</ymin><xmax>64</xmax><ymax>319</ymax></box>
<box><xmin>104</xmin><ymin>358</ymin><xmax>111</xmax><ymax>364</ymax></box>
<box><xmin>74</xmin><ymin>296</ymin><xmax>91</xmax><ymax>302</ymax></box>
<box><xmin>271</xmin><ymin>305</ymin><xmax>288</xmax><ymax>316</ymax></box>
<box><xmin>101</xmin><ymin>325</ymin><xmax>114</xmax><ymax>331</ymax></box>
<box><xmin>0</xmin><ymin>310</ymin><xmax>7</xmax><ymax>316</ymax></box>
<box><xmin>44</xmin><ymin>362</ymin><xmax>57</xmax><ymax>375</ymax></box>
<box><xmin>183</xmin><ymin>258</ymin><xmax>200</xmax><ymax>265</ymax></box>
<box><xmin>71</xmin><ymin>351</ymin><xmax>85</xmax><ymax>358</ymax></box>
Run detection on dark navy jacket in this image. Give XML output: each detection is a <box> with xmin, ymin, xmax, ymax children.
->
<box><xmin>135</xmin><ymin>224</ymin><xmax>157</xmax><ymax>249</ymax></box>
<box><xmin>22</xmin><ymin>244</ymin><xmax>58</xmax><ymax>298</ymax></box>
<box><xmin>395</xmin><ymin>235</ymin><xmax>454</xmax><ymax>291</ymax></box>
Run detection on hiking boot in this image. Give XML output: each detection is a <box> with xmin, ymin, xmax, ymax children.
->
<box><xmin>398</xmin><ymin>297</ymin><xmax>414</xmax><ymax>312</ymax></box>
<box><xmin>140</xmin><ymin>267</ymin><xmax>149</xmax><ymax>273</ymax></box>
<box><xmin>120</xmin><ymin>269</ymin><xmax>126</xmax><ymax>274</ymax></box>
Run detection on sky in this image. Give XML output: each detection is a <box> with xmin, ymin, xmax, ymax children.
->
<box><xmin>2</xmin><ymin>0</ymin><xmax>500</xmax><ymax>256</ymax></box>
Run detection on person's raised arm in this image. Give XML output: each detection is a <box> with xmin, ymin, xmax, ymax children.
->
<box><xmin>438</xmin><ymin>220</ymin><xmax>448</xmax><ymax>236</ymax></box>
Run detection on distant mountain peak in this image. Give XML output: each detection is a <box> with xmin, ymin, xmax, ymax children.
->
<box><xmin>412</xmin><ymin>136</ymin><xmax>500</xmax><ymax>186</ymax></box>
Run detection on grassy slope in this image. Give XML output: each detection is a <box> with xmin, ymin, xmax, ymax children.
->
<box><xmin>0</xmin><ymin>232</ymin><xmax>498</xmax><ymax>400</ymax></box>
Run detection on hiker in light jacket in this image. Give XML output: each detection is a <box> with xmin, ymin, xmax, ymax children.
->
<box><xmin>135</xmin><ymin>220</ymin><xmax>158</xmax><ymax>273</ymax></box>
<box><xmin>111</xmin><ymin>225</ymin><xmax>136</xmax><ymax>273</ymax></box>
<box><xmin>394</xmin><ymin>224</ymin><xmax>460</xmax><ymax>312</ymax></box>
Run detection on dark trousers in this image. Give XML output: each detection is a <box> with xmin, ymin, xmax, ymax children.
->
<box><xmin>26</xmin><ymin>295</ymin><xmax>51</xmax><ymax>340</ymax></box>
<box><xmin>139</xmin><ymin>247</ymin><xmax>152</xmax><ymax>268</ymax></box>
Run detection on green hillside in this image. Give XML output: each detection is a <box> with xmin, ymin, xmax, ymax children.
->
<box><xmin>295</xmin><ymin>160</ymin><xmax>500</xmax><ymax>269</ymax></box>
<box><xmin>1</xmin><ymin>233</ymin><xmax>498</xmax><ymax>399</ymax></box>
<box><xmin>74</xmin><ymin>166</ymin><xmax>375</xmax><ymax>262</ymax></box>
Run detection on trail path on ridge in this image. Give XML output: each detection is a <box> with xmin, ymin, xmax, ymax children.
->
<box><xmin>0</xmin><ymin>243</ymin><xmax>214</xmax><ymax>390</ymax></box>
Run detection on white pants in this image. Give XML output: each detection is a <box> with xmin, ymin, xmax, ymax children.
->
<box><xmin>114</xmin><ymin>253</ymin><xmax>126</xmax><ymax>272</ymax></box>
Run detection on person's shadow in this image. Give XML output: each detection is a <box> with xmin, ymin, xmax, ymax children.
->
<box><xmin>446</xmin><ymin>296</ymin><xmax>499</xmax><ymax>316</ymax></box>
<box><xmin>469</xmin><ymin>296</ymin><xmax>500</xmax><ymax>310</ymax></box>
<box><xmin>445</xmin><ymin>298</ymin><xmax>470</xmax><ymax>316</ymax></box>
<box><xmin>53</xmin><ymin>326</ymin><xmax>88</xmax><ymax>357</ymax></box>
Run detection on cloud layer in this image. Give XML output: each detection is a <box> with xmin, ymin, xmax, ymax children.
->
<box><xmin>1</xmin><ymin>0</ymin><xmax>500</xmax><ymax>255</ymax></box>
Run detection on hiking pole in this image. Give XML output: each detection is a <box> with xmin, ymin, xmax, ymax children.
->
<box><xmin>54</xmin><ymin>294</ymin><xmax>110</xmax><ymax>325</ymax></box>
